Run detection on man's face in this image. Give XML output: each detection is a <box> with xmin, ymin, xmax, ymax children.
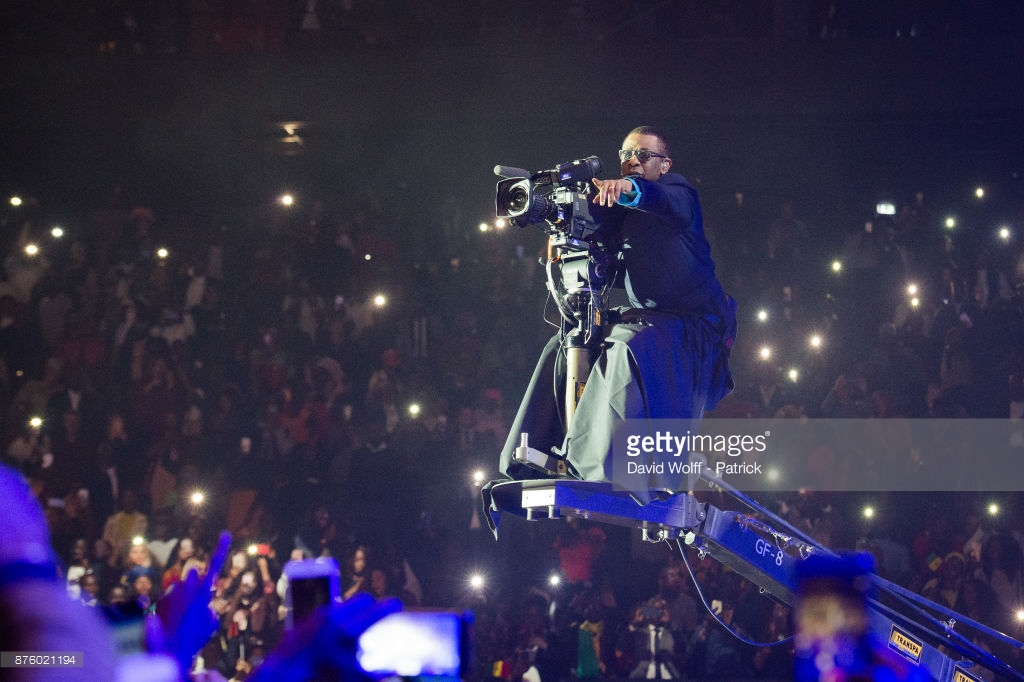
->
<box><xmin>620</xmin><ymin>132</ymin><xmax>671</xmax><ymax>181</ymax></box>
<box><xmin>81</xmin><ymin>574</ymin><xmax>99</xmax><ymax>597</ymax></box>
<box><xmin>129</xmin><ymin>543</ymin><xmax>148</xmax><ymax>565</ymax></box>
<box><xmin>660</xmin><ymin>567</ymin><xmax>684</xmax><ymax>596</ymax></box>
<box><xmin>133</xmin><ymin>574</ymin><xmax>153</xmax><ymax>595</ymax></box>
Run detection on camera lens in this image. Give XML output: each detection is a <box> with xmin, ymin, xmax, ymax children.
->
<box><xmin>508</xmin><ymin>187</ymin><xmax>530</xmax><ymax>213</ymax></box>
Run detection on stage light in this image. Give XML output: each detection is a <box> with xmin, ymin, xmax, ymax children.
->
<box><xmin>24</xmin><ymin>243</ymin><xmax>39</xmax><ymax>257</ymax></box>
<box><xmin>28</xmin><ymin>416</ymin><xmax>43</xmax><ymax>430</ymax></box>
<box><xmin>974</xmin><ymin>187</ymin><xmax>985</xmax><ymax>199</ymax></box>
<box><xmin>156</xmin><ymin>247</ymin><xmax>169</xmax><ymax>260</ymax></box>
<box><xmin>809</xmin><ymin>334</ymin><xmax>823</xmax><ymax>349</ymax></box>
<box><xmin>766</xmin><ymin>468</ymin><xmax>780</xmax><ymax>483</ymax></box>
<box><xmin>468</xmin><ymin>573</ymin><xmax>485</xmax><ymax>590</ymax></box>
<box><xmin>495</xmin><ymin>218</ymin><xmax>507</xmax><ymax>229</ymax></box>
<box><xmin>945</xmin><ymin>217</ymin><xmax>956</xmax><ymax>230</ymax></box>
<box><xmin>831</xmin><ymin>260</ymin><xmax>842</xmax><ymax>273</ymax></box>
<box><xmin>756</xmin><ymin>309</ymin><xmax>768</xmax><ymax>322</ymax></box>
<box><xmin>408</xmin><ymin>403</ymin><xmax>421</xmax><ymax>417</ymax></box>
<box><xmin>472</xmin><ymin>470</ymin><xmax>485</xmax><ymax>486</ymax></box>
<box><xmin>758</xmin><ymin>346</ymin><xmax>772</xmax><ymax>360</ymax></box>
<box><xmin>907</xmin><ymin>283</ymin><xmax>918</xmax><ymax>296</ymax></box>
<box><xmin>862</xmin><ymin>506</ymin><xmax>875</xmax><ymax>520</ymax></box>
<box><xmin>999</xmin><ymin>226</ymin><xmax>1011</xmax><ymax>242</ymax></box>
<box><xmin>548</xmin><ymin>574</ymin><xmax>561</xmax><ymax>587</ymax></box>
<box><xmin>248</xmin><ymin>544</ymin><xmax>259</xmax><ymax>556</ymax></box>
<box><xmin>279</xmin><ymin>193</ymin><xmax>295</xmax><ymax>207</ymax></box>
<box><xmin>478</xmin><ymin>222</ymin><xmax>489</xmax><ymax>232</ymax></box>
<box><xmin>910</xmin><ymin>297</ymin><xmax>920</xmax><ymax>308</ymax></box>
<box><xmin>988</xmin><ymin>502</ymin><xmax>1000</xmax><ymax>516</ymax></box>
<box><xmin>132</xmin><ymin>536</ymin><xmax>146</xmax><ymax>546</ymax></box>
<box><xmin>363</xmin><ymin>253</ymin><xmax>372</xmax><ymax>261</ymax></box>
<box><xmin>787</xmin><ymin>368</ymin><xmax>799</xmax><ymax>382</ymax></box>
<box><xmin>373</xmin><ymin>294</ymin><xmax>387</xmax><ymax>307</ymax></box>
<box><xmin>9</xmin><ymin>196</ymin><xmax>22</xmax><ymax>207</ymax></box>
<box><xmin>189</xmin><ymin>490</ymin><xmax>206</xmax><ymax>506</ymax></box>
<box><xmin>51</xmin><ymin>226</ymin><xmax>64</xmax><ymax>238</ymax></box>
<box><xmin>1016</xmin><ymin>609</ymin><xmax>1024</xmax><ymax>624</ymax></box>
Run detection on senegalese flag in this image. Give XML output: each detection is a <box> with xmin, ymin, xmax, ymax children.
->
<box><xmin>492</xmin><ymin>660</ymin><xmax>511</xmax><ymax>679</ymax></box>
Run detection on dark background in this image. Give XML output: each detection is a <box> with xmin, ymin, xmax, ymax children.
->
<box><xmin>2</xmin><ymin>2</ymin><xmax>1023</xmax><ymax>236</ymax></box>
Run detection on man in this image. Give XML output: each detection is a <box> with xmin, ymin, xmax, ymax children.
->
<box><xmin>617</xmin><ymin>563</ymin><xmax>699</xmax><ymax>679</ymax></box>
<box><xmin>102</xmin><ymin>488</ymin><xmax>148</xmax><ymax>566</ymax></box>
<box><xmin>497</xmin><ymin>126</ymin><xmax>735</xmax><ymax>501</ymax></box>
<box><xmin>591</xmin><ymin>127</ymin><xmax>727</xmax><ymax>318</ymax></box>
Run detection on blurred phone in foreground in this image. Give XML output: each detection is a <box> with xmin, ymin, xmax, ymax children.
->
<box><xmin>285</xmin><ymin>558</ymin><xmax>472</xmax><ymax>679</ymax></box>
<box><xmin>357</xmin><ymin>610</ymin><xmax>472</xmax><ymax>679</ymax></box>
<box><xmin>283</xmin><ymin>557</ymin><xmax>341</xmax><ymax>630</ymax></box>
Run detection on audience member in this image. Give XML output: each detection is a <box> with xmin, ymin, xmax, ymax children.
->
<box><xmin>102</xmin><ymin>489</ymin><xmax>148</xmax><ymax>566</ymax></box>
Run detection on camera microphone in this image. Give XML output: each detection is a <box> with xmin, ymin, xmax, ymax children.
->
<box><xmin>494</xmin><ymin>164</ymin><xmax>530</xmax><ymax>179</ymax></box>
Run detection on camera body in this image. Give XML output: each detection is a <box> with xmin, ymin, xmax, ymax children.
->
<box><xmin>637</xmin><ymin>603</ymin><xmax>668</xmax><ymax>626</ymax></box>
<box><xmin>495</xmin><ymin>156</ymin><xmax>610</xmax><ymax>250</ymax></box>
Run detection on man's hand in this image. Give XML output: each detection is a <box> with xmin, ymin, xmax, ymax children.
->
<box><xmin>592</xmin><ymin>177</ymin><xmax>637</xmax><ymax>207</ymax></box>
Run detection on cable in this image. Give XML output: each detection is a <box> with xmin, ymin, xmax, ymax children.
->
<box><xmin>675</xmin><ymin>539</ymin><xmax>793</xmax><ymax>649</ymax></box>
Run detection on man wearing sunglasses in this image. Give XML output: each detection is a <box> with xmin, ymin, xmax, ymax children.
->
<box><xmin>495</xmin><ymin>126</ymin><xmax>735</xmax><ymax>504</ymax></box>
<box><xmin>592</xmin><ymin>126</ymin><xmax>725</xmax><ymax>319</ymax></box>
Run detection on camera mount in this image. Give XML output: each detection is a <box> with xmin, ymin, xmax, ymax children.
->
<box><xmin>494</xmin><ymin>157</ymin><xmax>617</xmax><ymax>474</ymax></box>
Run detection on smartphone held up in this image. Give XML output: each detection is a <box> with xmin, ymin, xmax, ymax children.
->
<box><xmin>283</xmin><ymin>558</ymin><xmax>471</xmax><ymax>679</ymax></box>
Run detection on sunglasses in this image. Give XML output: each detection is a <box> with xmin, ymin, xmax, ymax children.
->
<box><xmin>618</xmin><ymin>148</ymin><xmax>667</xmax><ymax>163</ymax></box>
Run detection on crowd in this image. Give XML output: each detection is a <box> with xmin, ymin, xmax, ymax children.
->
<box><xmin>2</xmin><ymin>151</ymin><xmax>1024</xmax><ymax>678</ymax></box>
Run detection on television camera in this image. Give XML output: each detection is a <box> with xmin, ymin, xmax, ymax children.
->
<box><xmin>493</xmin><ymin>157</ymin><xmax>618</xmax><ymax>470</ymax></box>
<box><xmin>494</xmin><ymin>156</ymin><xmax>610</xmax><ymax>250</ymax></box>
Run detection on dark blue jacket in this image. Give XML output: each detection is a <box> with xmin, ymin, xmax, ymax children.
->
<box><xmin>613</xmin><ymin>172</ymin><xmax>728</xmax><ymax>318</ymax></box>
